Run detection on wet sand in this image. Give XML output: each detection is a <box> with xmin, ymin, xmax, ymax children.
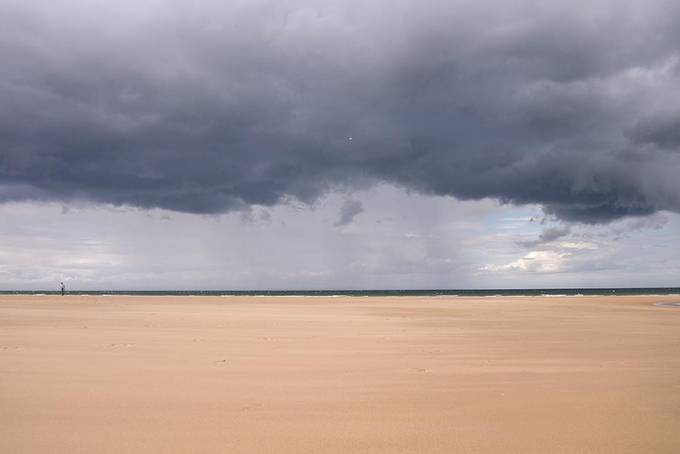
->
<box><xmin>1</xmin><ymin>294</ymin><xmax>679</xmax><ymax>453</ymax></box>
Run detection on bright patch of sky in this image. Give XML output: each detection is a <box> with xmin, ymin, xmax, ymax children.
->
<box><xmin>1</xmin><ymin>185</ymin><xmax>678</xmax><ymax>290</ymax></box>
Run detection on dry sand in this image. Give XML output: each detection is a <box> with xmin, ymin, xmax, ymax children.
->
<box><xmin>1</xmin><ymin>294</ymin><xmax>679</xmax><ymax>453</ymax></box>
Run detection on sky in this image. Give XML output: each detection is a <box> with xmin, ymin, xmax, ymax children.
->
<box><xmin>1</xmin><ymin>0</ymin><xmax>679</xmax><ymax>289</ymax></box>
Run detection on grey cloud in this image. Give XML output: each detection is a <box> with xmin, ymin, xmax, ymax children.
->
<box><xmin>624</xmin><ymin>213</ymin><xmax>669</xmax><ymax>231</ymax></box>
<box><xmin>240</xmin><ymin>206</ymin><xmax>272</xmax><ymax>224</ymax></box>
<box><xmin>605</xmin><ymin>211</ymin><xmax>670</xmax><ymax>240</ymax></box>
<box><xmin>539</xmin><ymin>226</ymin><xmax>571</xmax><ymax>243</ymax></box>
<box><xmin>518</xmin><ymin>225</ymin><xmax>571</xmax><ymax>247</ymax></box>
<box><xmin>335</xmin><ymin>199</ymin><xmax>363</xmax><ymax>226</ymax></box>
<box><xmin>1</xmin><ymin>0</ymin><xmax>680</xmax><ymax>222</ymax></box>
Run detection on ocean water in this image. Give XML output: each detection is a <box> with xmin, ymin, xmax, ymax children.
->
<box><xmin>1</xmin><ymin>288</ymin><xmax>678</xmax><ymax>297</ymax></box>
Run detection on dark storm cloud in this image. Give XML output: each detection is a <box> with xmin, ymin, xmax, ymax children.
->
<box><xmin>628</xmin><ymin>113</ymin><xmax>680</xmax><ymax>149</ymax></box>
<box><xmin>1</xmin><ymin>0</ymin><xmax>679</xmax><ymax>222</ymax></box>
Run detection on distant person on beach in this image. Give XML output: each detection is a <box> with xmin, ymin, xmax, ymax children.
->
<box><xmin>60</xmin><ymin>282</ymin><xmax>65</xmax><ymax>296</ymax></box>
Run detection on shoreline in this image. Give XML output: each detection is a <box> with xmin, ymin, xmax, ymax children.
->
<box><xmin>2</xmin><ymin>291</ymin><xmax>679</xmax><ymax>298</ymax></box>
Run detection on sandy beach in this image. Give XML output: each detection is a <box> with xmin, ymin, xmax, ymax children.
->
<box><xmin>1</xmin><ymin>294</ymin><xmax>679</xmax><ymax>453</ymax></box>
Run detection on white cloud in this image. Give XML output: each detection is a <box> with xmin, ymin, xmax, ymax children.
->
<box><xmin>556</xmin><ymin>241</ymin><xmax>598</xmax><ymax>250</ymax></box>
<box><xmin>483</xmin><ymin>250</ymin><xmax>567</xmax><ymax>273</ymax></box>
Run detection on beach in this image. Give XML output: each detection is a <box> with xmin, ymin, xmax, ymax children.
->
<box><xmin>1</xmin><ymin>294</ymin><xmax>679</xmax><ymax>453</ymax></box>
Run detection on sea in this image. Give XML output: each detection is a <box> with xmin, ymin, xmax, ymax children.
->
<box><xmin>1</xmin><ymin>288</ymin><xmax>678</xmax><ymax>297</ymax></box>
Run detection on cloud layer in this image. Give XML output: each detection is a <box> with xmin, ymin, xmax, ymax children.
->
<box><xmin>1</xmin><ymin>0</ymin><xmax>679</xmax><ymax>222</ymax></box>
<box><xmin>3</xmin><ymin>188</ymin><xmax>679</xmax><ymax>290</ymax></box>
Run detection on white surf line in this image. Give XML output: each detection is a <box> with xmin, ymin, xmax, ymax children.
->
<box><xmin>654</xmin><ymin>302</ymin><xmax>680</xmax><ymax>308</ymax></box>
